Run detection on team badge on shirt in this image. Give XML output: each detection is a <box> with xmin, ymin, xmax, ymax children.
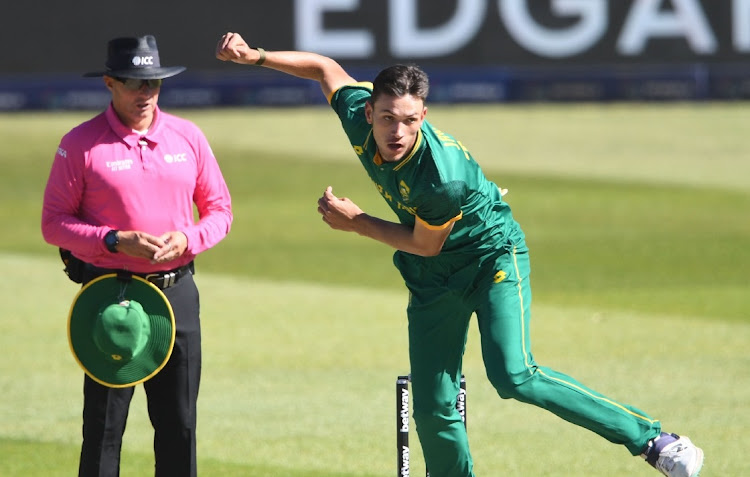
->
<box><xmin>399</xmin><ymin>180</ymin><xmax>411</xmax><ymax>203</ymax></box>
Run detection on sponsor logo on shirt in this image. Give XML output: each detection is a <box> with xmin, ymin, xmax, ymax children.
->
<box><xmin>164</xmin><ymin>153</ymin><xmax>188</xmax><ymax>163</ymax></box>
<box><xmin>57</xmin><ymin>147</ymin><xmax>67</xmax><ymax>158</ymax></box>
<box><xmin>106</xmin><ymin>159</ymin><xmax>134</xmax><ymax>171</ymax></box>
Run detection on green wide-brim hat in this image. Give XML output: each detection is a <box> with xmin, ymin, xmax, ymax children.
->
<box><xmin>68</xmin><ymin>274</ymin><xmax>176</xmax><ymax>388</ymax></box>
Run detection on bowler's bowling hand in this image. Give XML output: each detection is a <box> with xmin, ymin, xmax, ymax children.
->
<box><xmin>215</xmin><ymin>32</ymin><xmax>259</xmax><ymax>65</ymax></box>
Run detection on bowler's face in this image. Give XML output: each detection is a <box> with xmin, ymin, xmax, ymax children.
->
<box><xmin>104</xmin><ymin>76</ymin><xmax>160</xmax><ymax>131</ymax></box>
<box><xmin>365</xmin><ymin>94</ymin><xmax>427</xmax><ymax>163</ymax></box>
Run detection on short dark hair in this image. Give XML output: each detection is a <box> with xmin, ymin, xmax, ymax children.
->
<box><xmin>372</xmin><ymin>64</ymin><xmax>429</xmax><ymax>103</ymax></box>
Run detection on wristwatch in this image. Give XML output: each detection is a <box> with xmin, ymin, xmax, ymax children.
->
<box><xmin>104</xmin><ymin>229</ymin><xmax>120</xmax><ymax>253</ymax></box>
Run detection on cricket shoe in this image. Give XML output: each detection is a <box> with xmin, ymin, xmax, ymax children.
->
<box><xmin>642</xmin><ymin>432</ymin><xmax>704</xmax><ymax>477</ymax></box>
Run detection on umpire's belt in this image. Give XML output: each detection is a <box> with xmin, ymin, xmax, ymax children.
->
<box><xmin>85</xmin><ymin>262</ymin><xmax>193</xmax><ymax>290</ymax></box>
<box><xmin>142</xmin><ymin>264</ymin><xmax>192</xmax><ymax>289</ymax></box>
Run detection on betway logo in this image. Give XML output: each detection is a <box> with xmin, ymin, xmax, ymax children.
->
<box><xmin>400</xmin><ymin>445</ymin><xmax>410</xmax><ymax>476</ymax></box>
<box><xmin>456</xmin><ymin>387</ymin><xmax>466</xmax><ymax>421</ymax></box>
<box><xmin>400</xmin><ymin>387</ymin><xmax>409</xmax><ymax>432</ymax></box>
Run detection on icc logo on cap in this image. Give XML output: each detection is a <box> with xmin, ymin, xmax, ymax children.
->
<box><xmin>131</xmin><ymin>56</ymin><xmax>155</xmax><ymax>66</ymax></box>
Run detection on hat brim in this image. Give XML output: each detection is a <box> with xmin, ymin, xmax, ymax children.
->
<box><xmin>83</xmin><ymin>66</ymin><xmax>186</xmax><ymax>80</ymax></box>
<box><xmin>68</xmin><ymin>274</ymin><xmax>176</xmax><ymax>388</ymax></box>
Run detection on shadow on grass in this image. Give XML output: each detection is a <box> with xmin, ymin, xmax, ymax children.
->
<box><xmin>0</xmin><ymin>438</ymin><xmax>381</xmax><ymax>477</ymax></box>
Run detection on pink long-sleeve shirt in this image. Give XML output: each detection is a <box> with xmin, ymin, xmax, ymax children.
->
<box><xmin>42</xmin><ymin>104</ymin><xmax>232</xmax><ymax>273</ymax></box>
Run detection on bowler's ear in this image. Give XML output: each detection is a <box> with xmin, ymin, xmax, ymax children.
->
<box><xmin>365</xmin><ymin>100</ymin><xmax>373</xmax><ymax>125</ymax></box>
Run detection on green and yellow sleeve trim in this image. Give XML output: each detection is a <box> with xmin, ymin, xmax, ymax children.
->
<box><xmin>327</xmin><ymin>81</ymin><xmax>374</xmax><ymax>104</ymax></box>
<box><xmin>415</xmin><ymin>211</ymin><xmax>463</xmax><ymax>231</ymax></box>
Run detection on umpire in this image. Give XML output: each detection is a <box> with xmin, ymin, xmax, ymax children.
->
<box><xmin>42</xmin><ymin>35</ymin><xmax>233</xmax><ymax>476</ymax></box>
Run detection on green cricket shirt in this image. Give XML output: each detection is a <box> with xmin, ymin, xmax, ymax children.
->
<box><xmin>329</xmin><ymin>82</ymin><xmax>525</xmax><ymax>283</ymax></box>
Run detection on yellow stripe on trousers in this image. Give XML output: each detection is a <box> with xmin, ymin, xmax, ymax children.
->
<box><xmin>510</xmin><ymin>246</ymin><xmax>658</xmax><ymax>425</ymax></box>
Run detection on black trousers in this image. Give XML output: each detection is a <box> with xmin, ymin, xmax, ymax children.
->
<box><xmin>78</xmin><ymin>271</ymin><xmax>201</xmax><ymax>477</ymax></box>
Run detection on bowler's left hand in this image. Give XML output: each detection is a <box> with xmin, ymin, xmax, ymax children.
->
<box><xmin>317</xmin><ymin>186</ymin><xmax>363</xmax><ymax>232</ymax></box>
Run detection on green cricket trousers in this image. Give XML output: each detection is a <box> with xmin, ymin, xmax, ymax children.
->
<box><xmin>398</xmin><ymin>244</ymin><xmax>661</xmax><ymax>477</ymax></box>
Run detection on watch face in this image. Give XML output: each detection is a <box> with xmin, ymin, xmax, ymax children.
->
<box><xmin>105</xmin><ymin>231</ymin><xmax>119</xmax><ymax>251</ymax></box>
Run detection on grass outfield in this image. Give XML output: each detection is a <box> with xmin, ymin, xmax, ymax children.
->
<box><xmin>0</xmin><ymin>104</ymin><xmax>748</xmax><ymax>476</ymax></box>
